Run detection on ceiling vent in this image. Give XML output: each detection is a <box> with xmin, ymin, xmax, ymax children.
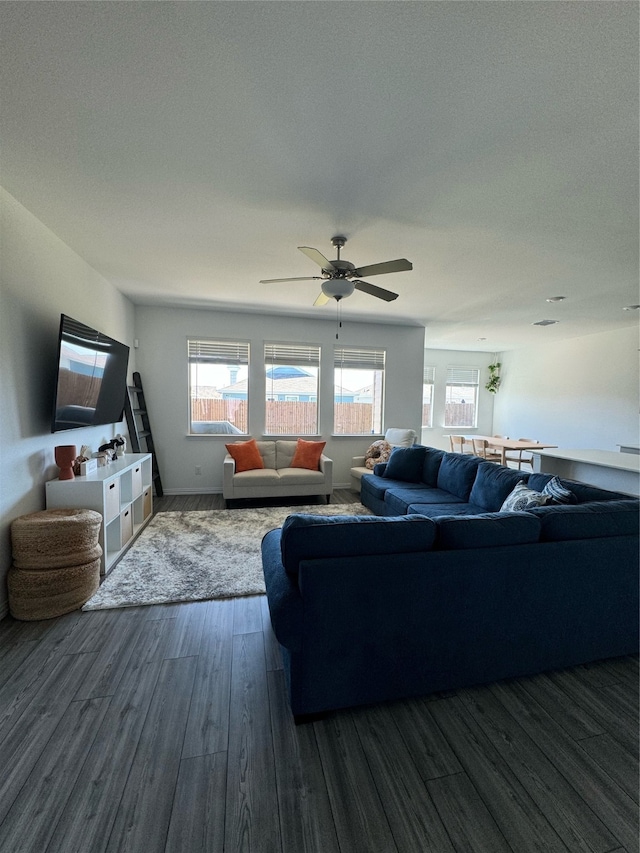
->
<box><xmin>532</xmin><ymin>319</ymin><xmax>559</xmax><ymax>326</ymax></box>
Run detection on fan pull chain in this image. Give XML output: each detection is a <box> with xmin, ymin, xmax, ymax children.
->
<box><xmin>336</xmin><ymin>299</ymin><xmax>343</xmax><ymax>339</ymax></box>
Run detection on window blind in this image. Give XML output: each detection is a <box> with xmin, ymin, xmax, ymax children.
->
<box><xmin>334</xmin><ymin>347</ymin><xmax>386</xmax><ymax>371</ymax></box>
<box><xmin>446</xmin><ymin>367</ymin><xmax>479</xmax><ymax>386</ymax></box>
<box><xmin>264</xmin><ymin>343</ymin><xmax>320</xmax><ymax>366</ymax></box>
<box><xmin>423</xmin><ymin>366</ymin><xmax>436</xmax><ymax>384</ymax></box>
<box><xmin>187</xmin><ymin>340</ymin><xmax>249</xmax><ymax>365</ymax></box>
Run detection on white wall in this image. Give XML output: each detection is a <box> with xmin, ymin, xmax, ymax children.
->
<box><xmin>134</xmin><ymin>305</ymin><xmax>425</xmax><ymax>492</ymax></box>
<box><xmin>0</xmin><ymin>189</ymin><xmax>136</xmax><ymax>617</ymax></box>
<box><xmin>493</xmin><ymin>326</ymin><xmax>639</xmax><ymax>450</ymax></box>
<box><xmin>421</xmin><ymin>349</ymin><xmax>497</xmax><ymax>450</ymax></box>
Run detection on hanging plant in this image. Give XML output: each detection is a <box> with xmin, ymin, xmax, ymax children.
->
<box><xmin>485</xmin><ymin>361</ymin><xmax>501</xmax><ymax>394</ymax></box>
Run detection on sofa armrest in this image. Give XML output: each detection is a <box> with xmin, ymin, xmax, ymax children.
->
<box><xmin>319</xmin><ymin>454</ymin><xmax>333</xmax><ymax>489</ymax></box>
<box><xmin>352</xmin><ymin>455</ymin><xmax>366</xmax><ymax>467</ymax></box>
<box><xmin>223</xmin><ymin>454</ymin><xmax>236</xmax><ymax>497</ymax></box>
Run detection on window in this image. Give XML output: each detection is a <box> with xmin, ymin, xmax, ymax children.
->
<box><xmin>334</xmin><ymin>347</ymin><xmax>385</xmax><ymax>435</ymax></box>
<box><xmin>422</xmin><ymin>366</ymin><xmax>435</xmax><ymax>428</ymax></box>
<box><xmin>264</xmin><ymin>343</ymin><xmax>320</xmax><ymax>435</ymax></box>
<box><xmin>188</xmin><ymin>339</ymin><xmax>249</xmax><ymax>435</ymax></box>
<box><xmin>445</xmin><ymin>367</ymin><xmax>479</xmax><ymax>428</ymax></box>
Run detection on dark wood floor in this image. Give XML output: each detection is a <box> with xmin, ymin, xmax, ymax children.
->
<box><xmin>0</xmin><ymin>493</ymin><xmax>637</xmax><ymax>853</ymax></box>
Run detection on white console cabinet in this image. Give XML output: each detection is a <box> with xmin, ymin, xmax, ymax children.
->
<box><xmin>46</xmin><ymin>453</ymin><xmax>153</xmax><ymax>575</ymax></box>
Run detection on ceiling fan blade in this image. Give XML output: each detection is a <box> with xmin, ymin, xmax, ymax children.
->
<box><xmin>298</xmin><ymin>246</ymin><xmax>336</xmax><ymax>271</ymax></box>
<box><xmin>313</xmin><ymin>291</ymin><xmax>331</xmax><ymax>307</ymax></box>
<box><xmin>353</xmin><ymin>280</ymin><xmax>399</xmax><ymax>302</ymax></box>
<box><xmin>352</xmin><ymin>258</ymin><xmax>412</xmax><ymax>277</ymax></box>
<box><xmin>259</xmin><ymin>276</ymin><xmax>323</xmax><ymax>284</ymax></box>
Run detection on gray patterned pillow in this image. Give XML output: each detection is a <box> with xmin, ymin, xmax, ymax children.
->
<box><xmin>501</xmin><ymin>482</ymin><xmax>550</xmax><ymax>512</ymax></box>
<box><xmin>542</xmin><ymin>476</ymin><xmax>577</xmax><ymax>504</ymax></box>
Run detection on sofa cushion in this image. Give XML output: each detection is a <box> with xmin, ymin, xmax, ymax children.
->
<box><xmin>436</xmin><ymin>453</ymin><xmax>481</xmax><ymax>500</ymax></box>
<box><xmin>233</xmin><ymin>468</ymin><xmax>280</xmax><ymax>486</ymax></box>
<box><xmin>528</xmin><ymin>473</ymin><xmax>628</xmax><ymax>503</ymax></box>
<box><xmin>525</xmin><ymin>500</ymin><xmax>640</xmax><ymax>541</ymax></box>
<box><xmin>383</xmin><ymin>446</ymin><xmax>427</xmax><ymax>482</ymax></box>
<box><xmin>280</xmin><ymin>513</ymin><xmax>437</xmax><ymax>575</ymax></box>
<box><xmin>501</xmin><ymin>482</ymin><xmax>550</xmax><ymax>511</ymax></box>
<box><xmin>402</xmin><ymin>488</ymin><xmax>466</xmax><ymax>505</ymax></box>
<box><xmin>256</xmin><ymin>440</ymin><xmax>277</xmax><ymax>469</ymax></box>
<box><xmin>541</xmin><ymin>476</ymin><xmax>577</xmax><ymax>505</ymax></box>
<box><xmin>278</xmin><ymin>467</ymin><xmax>327</xmax><ymax>486</ymax></box>
<box><xmin>558</xmin><ymin>481</ymin><xmax>629</xmax><ymax>503</ymax></box>
<box><xmin>384</xmin><ymin>427</ymin><xmax>417</xmax><ymax>447</ymax></box>
<box><xmin>225</xmin><ymin>438</ymin><xmax>265</xmax><ymax>473</ymax></box>
<box><xmin>468</xmin><ymin>462</ymin><xmax>529</xmax><ymax>511</ymax></box>
<box><xmin>384</xmin><ymin>488</ymin><xmax>443</xmax><ymax>515</ymax></box>
<box><xmin>407</xmin><ymin>502</ymin><xmax>487</xmax><ymax>518</ymax></box>
<box><xmin>291</xmin><ymin>438</ymin><xmax>326</xmax><ymax>470</ymax></box>
<box><xmin>275</xmin><ymin>440</ymin><xmax>299</xmax><ymax>469</ymax></box>
<box><xmin>361</xmin><ymin>474</ymin><xmax>427</xmax><ymax>501</ymax></box>
<box><xmin>421</xmin><ymin>448</ymin><xmax>445</xmax><ymax>486</ymax></box>
<box><xmin>434</xmin><ymin>512</ymin><xmax>541</xmax><ymax>550</ymax></box>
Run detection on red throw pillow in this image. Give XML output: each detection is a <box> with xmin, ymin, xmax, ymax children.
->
<box><xmin>225</xmin><ymin>438</ymin><xmax>264</xmax><ymax>473</ymax></box>
<box><xmin>290</xmin><ymin>438</ymin><xmax>326</xmax><ymax>470</ymax></box>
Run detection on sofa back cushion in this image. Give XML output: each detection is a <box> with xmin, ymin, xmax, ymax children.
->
<box><xmin>526</xmin><ymin>500</ymin><xmax>640</xmax><ymax>541</ymax></box>
<box><xmin>384</xmin><ymin>427</ymin><xmax>417</xmax><ymax>447</ymax></box>
<box><xmin>253</xmin><ymin>440</ymin><xmax>276</xmax><ymax>469</ymax></box>
<box><xmin>382</xmin><ymin>446</ymin><xmax>427</xmax><ymax>483</ymax></box>
<box><xmin>280</xmin><ymin>513</ymin><xmax>436</xmax><ymax>575</ymax></box>
<box><xmin>527</xmin><ymin>473</ymin><xmax>627</xmax><ymax>503</ymax></box>
<box><xmin>434</xmin><ymin>512</ymin><xmax>541</xmax><ymax>550</ymax></box>
<box><xmin>421</xmin><ymin>448</ymin><xmax>445</xmax><ymax>486</ymax></box>
<box><xmin>468</xmin><ymin>462</ymin><xmax>528</xmax><ymax>511</ymax></box>
<box><xmin>275</xmin><ymin>440</ymin><xmax>298</xmax><ymax>469</ymax></box>
<box><xmin>436</xmin><ymin>452</ymin><xmax>481</xmax><ymax>500</ymax></box>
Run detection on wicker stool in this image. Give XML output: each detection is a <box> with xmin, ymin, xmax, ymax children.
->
<box><xmin>9</xmin><ymin>508</ymin><xmax>103</xmax><ymax>620</ymax></box>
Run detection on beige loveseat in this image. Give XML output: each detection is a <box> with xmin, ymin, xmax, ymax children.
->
<box><xmin>223</xmin><ymin>440</ymin><xmax>333</xmax><ymax>506</ymax></box>
<box><xmin>350</xmin><ymin>428</ymin><xmax>417</xmax><ymax>492</ymax></box>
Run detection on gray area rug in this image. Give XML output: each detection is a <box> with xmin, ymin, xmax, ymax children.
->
<box><xmin>83</xmin><ymin>503</ymin><xmax>372</xmax><ymax>610</ymax></box>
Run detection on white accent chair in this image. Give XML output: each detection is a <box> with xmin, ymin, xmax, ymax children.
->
<box><xmin>350</xmin><ymin>428</ymin><xmax>417</xmax><ymax>493</ymax></box>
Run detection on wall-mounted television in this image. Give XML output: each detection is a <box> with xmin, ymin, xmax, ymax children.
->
<box><xmin>51</xmin><ymin>314</ymin><xmax>130</xmax><ymax>433</ymax></box>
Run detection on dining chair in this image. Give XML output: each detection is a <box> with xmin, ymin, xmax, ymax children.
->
<box><xmin>449</xmin><ymin>435</ymin><xmax>471</xmax><ymax>454</ymax></box>
<box><xmin>472</xmin><ymin>438</ymin><xmax>502</xmax><ymax>463</ymax></box>
<box><xmin>505</xmin><ymin>438</ymin><xmax>539</xmax><ymax>470</ymax></box>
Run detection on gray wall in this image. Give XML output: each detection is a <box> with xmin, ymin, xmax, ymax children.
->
<box><xmin>134</xmin><ymin>305</ymin><xmax>425</xmax><ymax>492</ymax></box>
<box><xmin>492</xmin><ymin>327</ymin><xmax>639</xmax><ymax>450</ymax></box>
<box><xmin>0</xmin><ymin>189</ymin><xmax>136</xmax><ymax>617</ymax></box>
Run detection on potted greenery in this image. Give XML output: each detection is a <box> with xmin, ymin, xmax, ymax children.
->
<box><xmin>485</xmin><ymin>361</ymin><xmax>501</xmax><ymax>394</ymax></box>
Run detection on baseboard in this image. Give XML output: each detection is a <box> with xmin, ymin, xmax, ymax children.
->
<box><xmin>162</xmin><ymin>483</ymin><xmax>354</xmax><ymax>495</ymax></box>
<box><xmin>163</xmin><ymin>487</ymin><xmax>222</xmax><ymax>495</ymax></box>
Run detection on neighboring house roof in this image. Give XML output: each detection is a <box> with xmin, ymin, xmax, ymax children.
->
<box><xmin>191</xmin><ymin>386</ymin><xmax>222</xmax><ymax>399</ymax></box>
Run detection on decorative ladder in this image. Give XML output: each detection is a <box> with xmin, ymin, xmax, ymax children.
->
<box><xmin>124</xmin><ymin>371</ymin><xmax>164</xmax><ymax>496</ymax></box>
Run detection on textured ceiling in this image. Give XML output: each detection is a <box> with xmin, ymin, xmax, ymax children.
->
<box><xmin>1</xmin><ymin>1</ymin><xmax>638</xmax><ymax>350</ymax></box>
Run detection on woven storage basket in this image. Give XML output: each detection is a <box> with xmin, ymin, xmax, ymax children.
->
<box><xmin>8</xmin><ymin>557</ymin><xmax>101</xmax><ymax>621</ymax></box>
<box><xmin>11</xmin><ymin>508</ymin><xmax>102</xmax><ymax>569</ymax></box>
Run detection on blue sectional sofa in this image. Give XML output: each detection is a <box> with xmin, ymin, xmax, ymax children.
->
<box><xmin>261</xmin><ymin>446</ymin><xmax>639</xmax><ymax>719</ymax></box>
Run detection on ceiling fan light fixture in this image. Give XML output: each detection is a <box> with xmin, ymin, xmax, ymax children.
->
<box><xmin>321</xmin><ymin>279</ymin><xmax>355</xmax><ymax>300</ymax></box>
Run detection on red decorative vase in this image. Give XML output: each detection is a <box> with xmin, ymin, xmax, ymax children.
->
<box><xmin>55</xmin><ymin>445</ymin><xmax>77</xmax><ymax>480</ymax></box>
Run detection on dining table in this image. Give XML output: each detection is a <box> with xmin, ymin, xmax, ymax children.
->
<box><xmin>459</xmin><ymin>435</ymin><xmax>558</xmax><ymax>466</ymax></box>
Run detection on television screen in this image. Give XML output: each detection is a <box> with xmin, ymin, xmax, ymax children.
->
<box><xmin>51</xmin><ymin>314</ymin><xmax>130</xmax><ymax>432</ymax></box>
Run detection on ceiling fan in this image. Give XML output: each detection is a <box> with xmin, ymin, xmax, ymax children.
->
<box><xmin>259</xmin><ymin>235</ymin><xmax>413</xmax><ymax>306</ymax></box>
